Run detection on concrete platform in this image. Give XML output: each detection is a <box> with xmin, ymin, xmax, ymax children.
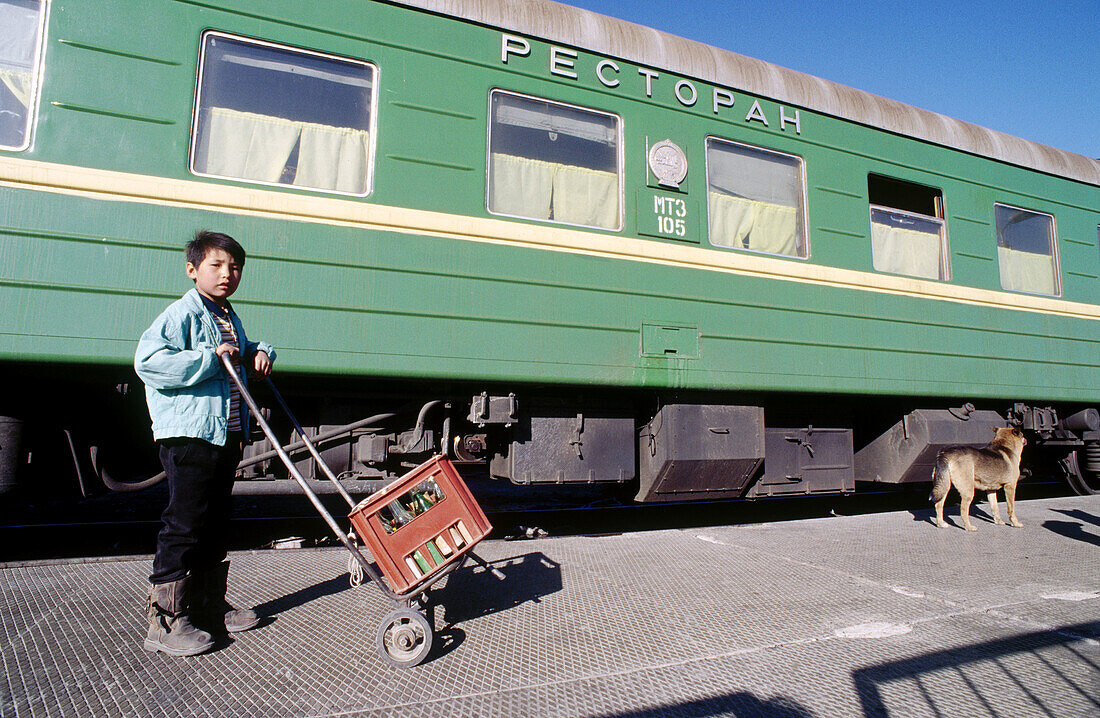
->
<box><xmin>2</xmin><ymin>495</ymin><xmax>1099</xmax><ymax>717</ymax></box>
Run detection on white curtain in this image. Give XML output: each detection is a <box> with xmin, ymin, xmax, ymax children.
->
<box><xmin>998</xmin><ymin>246</ymin><xmax>1056</xmax><ymax>295</ymax></box>
<box><xmin>490</xmin><ymin>153</ymin><xmax>617</xmax><ymax>229</ymax></box>
<box><xmin>871</xmin><ymin>220</ymin><xmax>943</xmax><ymax>279</ymax></box>
<box><xmin>709</xmin><ymin>193</ymin><xmax>799</xmax><ymax>256</ymax></box>
<box><xmin>197</xmin><ymin>107</ymin><xmax>370</xmax><ymax>193</ymax></box>
<box><xmin>0</xmin><ymin>1</ymin><xmax>39</xmax><ymax>69</ymax></box>
<box><xmin>494</xmin><ymin>104</ymin><xmax>616</xmax><ymax>145</ymax></box>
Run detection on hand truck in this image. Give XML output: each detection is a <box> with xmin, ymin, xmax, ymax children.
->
<box><xmin>221</xmin><ymin>354</ymin><xmax>504</xmax><ymax>667</ymax></box>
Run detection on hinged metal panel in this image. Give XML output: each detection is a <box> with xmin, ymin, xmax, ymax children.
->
<box><xmin>491</xmin><ymin>409</ymin><xmax>635</xmax><ymax>484</ymax></box>
<box><xmin>636</xmin><ymin>404</ymin><xmax>764</xmax><ymax>502</ymax></box>
<box><xmin>745</xmin><ymin>427</ymin><xmax>854</xmax><ymax>497</ymax></box>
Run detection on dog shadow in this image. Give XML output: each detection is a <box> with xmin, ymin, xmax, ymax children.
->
<box><xmin>909</xmin><ymin>505</ymin><xmax>998</xmax><ymax>529</ymax></box>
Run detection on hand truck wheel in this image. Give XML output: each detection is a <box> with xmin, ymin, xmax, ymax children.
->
<box><xmin>377</xmin><ymin>608</ymin><xmax>433</xmax><ymax>668</ymax></box>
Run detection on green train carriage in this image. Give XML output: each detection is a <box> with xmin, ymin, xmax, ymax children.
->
<box><xmin>0</xmin><ymin>0</ymin><xmax>1097</xmax><ymax>503</ymax></box>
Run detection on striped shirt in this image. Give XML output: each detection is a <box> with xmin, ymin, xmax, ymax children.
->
<box><xmin>202</xmin><ymin>297</ymin><xmax>243</xmax><ymax>433</ymax></box>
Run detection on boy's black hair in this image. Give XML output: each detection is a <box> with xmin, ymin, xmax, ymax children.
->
<box><xmin>187</xmin><ymin>230</ymin><xmax>245</xmax><ymax>268</ymax></box>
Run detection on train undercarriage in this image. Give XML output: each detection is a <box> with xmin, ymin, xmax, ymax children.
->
<box><xmin>1</xmin><ymin>367</ymin><xmax>1098</xmax><ymax>504</ymax></box>
<box><xmin>0</xmin><ymin>358</ymin><xmax>1091</xmax><ymax>503</ymax></box>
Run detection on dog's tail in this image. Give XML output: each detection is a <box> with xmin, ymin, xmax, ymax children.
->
<box><xmin>929</xmin><ymin>453</ymin><xmax>951</xmax><ymax>503</ymax></box>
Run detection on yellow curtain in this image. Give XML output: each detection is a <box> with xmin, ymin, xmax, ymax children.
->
<box><xmin>491</xmin><ymin>153</ymin><xmax>620</xmax><ymax>229</ymax></box>
<box><xmin>871</xmin><ymin>220</ymin><xmax>943</xmax><ymax>279</ymax></box>
<box><xmin>998</xmin><ymin>246</ymin><xmax>1056</xmax><ymax>295</ymax></box>
<box><xmin>551</xmin><ymin>163</ymin><xmax>618</xmax><ymax>229</ymax></box>
<box><xmin>489</xmin><ymin>154</ymin><xmax>554</xmax><ymax>220</ymax></box>
<box><xmin>295</xmin><ymin>122</ymin><xmax>370</xmax><ymax>194</ymax></box>
<box><xmin>198</xmin><ymin>107</ymin><xmax>370</xmax><ymax>193</ymax></box>
<box><xmin>709</xmin><ymin>193</ymin><xmax>799</xmax><ymax>256</ymax></box>
<box><xmin>708</xmin><ymin>193</ymin><xmax>754</xmax><ymax>248</ymax></box>
<box><xmin>199</xmin><ymin>108</ymin><xmax>301</xmax><ymax>184</ymax></box>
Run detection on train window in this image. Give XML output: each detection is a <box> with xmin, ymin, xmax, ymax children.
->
<box><xmin>488</xmin><ymin>91</ymin><xmax>621</xmax><ymax>230</ymax></box>
<box><xmin>706</xmin><ymin>138</ymin><xmax>807</xmax><ymax>258</ymax></box>
<box><xmin>191</xmin><ymin>33</ymin><xmax>377</xmax><ymax>196</ymax></box>
<box><xmin>995</xmin><ymin>203</ymin><xmax>1059</xmax><ymax>296</ymax></box>
<box><xmin>868</xmin><ymin>175</ymin><xmax>949</xmax><ymax>280</ymax></box>
<box><xmin>0</xmin><ymin>0</ymin><xmax>47</xmax><ymax>152</ymax></box>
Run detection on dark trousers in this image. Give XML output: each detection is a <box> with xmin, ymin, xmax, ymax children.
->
<box><xmin>150</xmin><ymin>434</ymin><xmax>243</xmax><ymax>584</ymax></box>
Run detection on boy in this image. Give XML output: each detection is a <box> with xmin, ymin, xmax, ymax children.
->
<box><xmin>134</xmin><ymin>230</ymin><xmax>275</xmax><ymax>656</ymax></box>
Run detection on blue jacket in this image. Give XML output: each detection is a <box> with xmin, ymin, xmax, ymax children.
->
<box><xmin>134</xmin><ymin>288</ymin><xmax>276</xmax><ymax>445</ymax></box>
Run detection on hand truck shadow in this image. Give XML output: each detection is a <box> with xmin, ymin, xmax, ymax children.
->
<box><xmin>250</xmin><ymin>571</ymin><xmax>354</xmax><ymax>619</ymax></box>
<box><xmin>419</xmin><ymin>550</ymin><xmax>562</xmax><ymax>661</ymax></box>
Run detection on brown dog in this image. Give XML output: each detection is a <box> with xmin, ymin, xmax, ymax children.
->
<box><xmin>930</xmin><ymin>427</ymin><xmax>1027</xmax><ymax>531</ymax></box>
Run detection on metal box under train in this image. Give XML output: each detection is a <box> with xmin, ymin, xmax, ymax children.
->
<box><xmin>489</xmin><ymin>403</ymin><xmax>857</xmax><ymax>501</ymax></box>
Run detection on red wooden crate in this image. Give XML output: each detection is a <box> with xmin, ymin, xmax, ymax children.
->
<box><xmin>348</xmin><ymin>455</ymin><xmax>491</xmax><ymax>595</ymax></box>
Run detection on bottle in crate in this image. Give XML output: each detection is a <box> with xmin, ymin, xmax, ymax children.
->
<box><xmin>348</xmin><ymin>455</ymin><xmax>492</xmax><ymax>594</ymax></box>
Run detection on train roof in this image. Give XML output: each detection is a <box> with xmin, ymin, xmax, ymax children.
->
<box><xmin>395</xmin><ymin>0</ymin><xmax>1100</xmax><ymax>186</ymax></box>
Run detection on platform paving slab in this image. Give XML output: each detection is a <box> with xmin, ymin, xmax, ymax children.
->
<box><xmin>1</xmin><ymin>495</ymin><xmax>1098</xmax><ymax>717</ymax></box>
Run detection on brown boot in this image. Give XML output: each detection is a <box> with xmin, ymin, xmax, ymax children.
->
<box><xmin>193</xmin><ymin>561</ymin><xmax>261</xmax><ymax>633</ymax></box>
<box><xmin>144</xmin><ymin>576</ymin><xmax>215</xmax><ymax>656</ymax></box>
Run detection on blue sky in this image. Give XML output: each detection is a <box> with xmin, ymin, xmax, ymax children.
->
<box><xmin>560</xmin><ymin>0</ymin><xmax>1099</xmax><ymax>159</ymax></box>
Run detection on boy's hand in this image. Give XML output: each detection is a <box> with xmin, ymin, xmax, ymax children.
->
<box><xmin>253</xmin><ymin>350</ymin><xmax>272</xmax><ymax>377</ymax></box>
<box><xmin>215</xmin><ymin>343</ymin><xmax>239</xmax><ymax>359</ymax></box>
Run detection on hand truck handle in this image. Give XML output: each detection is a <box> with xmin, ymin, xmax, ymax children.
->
<box><xmin>262</xmin><ymin>377</ymin><xmax>356</xmax><ymax>509</ymax></box>
<box><xmin>219</xmin><ymin>353</ymin><xmax>399</xmax><ymax>600</ymax></box>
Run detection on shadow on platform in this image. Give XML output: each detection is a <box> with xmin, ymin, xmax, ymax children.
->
<box><xmin>587</xmin><ymin>693</ymin><xmax>813</xmax><ymax>717</ymax></box>
<box><xmin>908</xmin><ymin>504</ymin><xmax>1010</xmax><ymax>530</ymax></box>
<box><xmin>436</xmin><ymin>550</ymin><xmax>561</xmax><ymax>624</ymax></box>
<box><xmin>252</xmin><ymin>572</ymin><xmax>352</xmax><ymax>617</ymax></box>
<box><xmin>1042</xmin><ymin>520</ymin><xmax>1100</xmax><ymax>547</ymax></box>
<box><xmin>1052</xmin><ymin>507</ymin><xmax>1100</xmax><ymax>527</ymax></box>
<box><xmin>852</xmin><ymin>620</ymin><xmax>1100</xmax><ymax>717</ymax></box>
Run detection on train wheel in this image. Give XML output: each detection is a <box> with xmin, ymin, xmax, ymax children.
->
<box><xmin>377</xmin><ymin>608</ymin><xmax>433</xmax><ymax>667</ymax></box>
<box><xmin>1061</xmin><ymin>449</ymin><xmax>1099</xmax><ymax>496</ymax></box>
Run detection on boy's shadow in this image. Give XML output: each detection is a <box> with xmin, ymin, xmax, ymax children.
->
<box><xmin>251</xmin><ymin>572</ymin><xmax>352</xmax><ymax>621</ymax></box>
<box><xmin>242</xmin><ymin>553</ymin><xmax>561</xmax><ymax>664</ymax></box>
<box><xmin>245</xmin><ymin>553</ymin><xmax>562</xmax><ymax>624</ymax></box>
<box><xmin>195</xmin><ymin>577</ymin><xmax>349</xmax><ymax>654</ymax></box>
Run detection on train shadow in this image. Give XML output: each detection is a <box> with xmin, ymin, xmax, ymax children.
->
<box><xmin>851</xmin><ymin>620</ymin><xmax>1100</xmax><ymax>717</ymax></box>
<box><xmin>1042</xmin><ymin>520</ymin><xmax>1100</xmax><ymax>547</ymax></box>
<box><xmin>586</xmin><ymin>693</ymin><xmax>813</xmax><ymax>717</ymax></box>
<box><xmin>1053</xmin><ymin>508</ymin><xmax>1100</xmax><ymax>527</ymax></box>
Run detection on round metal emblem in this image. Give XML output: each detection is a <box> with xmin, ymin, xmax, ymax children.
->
<box><xmin>648</xmin><ymin>139</ymin><xmax>688</xmax><ymax>189</ymax></box>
